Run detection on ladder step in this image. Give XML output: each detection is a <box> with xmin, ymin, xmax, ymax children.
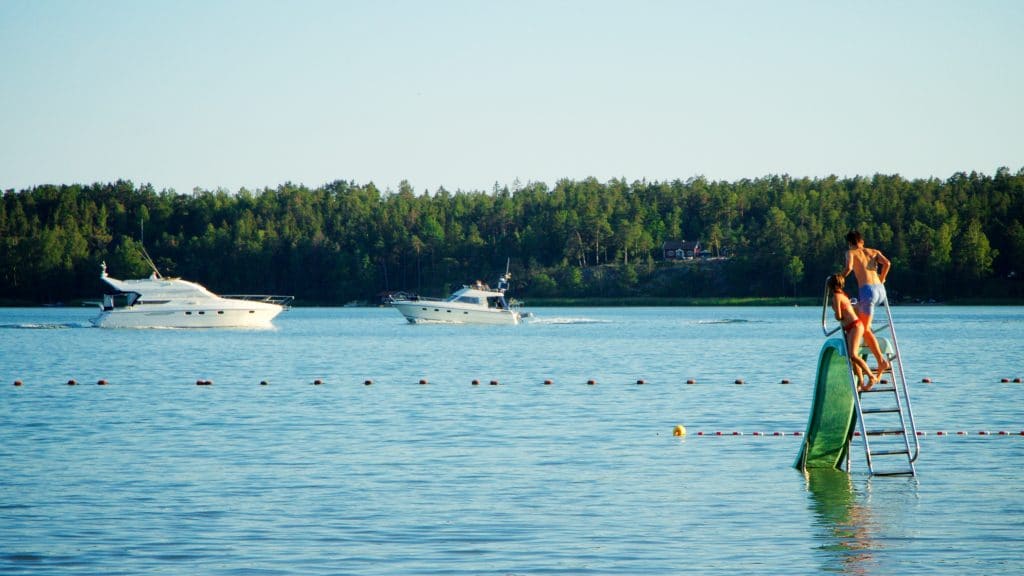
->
<box><xmin>871</xmin><ymin>469</ymin><xmax>915</xmax><ymax>476</ymax></box>
<box><xmin>868</xmin><ymin>448</ymin><xmax>911</xmax><ymax>456</ymax></box>
<box><xmin>859</xmin><ymin>386</ymin><xmax>896</xmax><ymax>394</ymax></box>
<box><xmin>861</xmin><ymin>407</ymin><xmax>901</xmax><ymax>414</ymax></box>
<box><xmin>866</xmin><ymin>429</ymin><xmax>907</xmax><ymax>436</ymax></box>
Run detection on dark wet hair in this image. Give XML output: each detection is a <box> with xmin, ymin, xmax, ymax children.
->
<box><xmin>827</xmin><ymin>273</ymin><xmax>845</xmax><ymax>292</ymax></box>
<box><xmin>846</xmin><ymin>230</ymin><xmax>863</xmax><ymax>246</ymax></box>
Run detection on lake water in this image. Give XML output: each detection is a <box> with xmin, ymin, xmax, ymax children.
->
<box><xmin>2</xmin><ymin>305</ymin><xmax>1023</xmax><ymax>575</ymax></box>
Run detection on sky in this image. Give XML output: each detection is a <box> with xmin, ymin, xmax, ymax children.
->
<box><xmin>1</xmin><ymin>0</ymin><xmax>1022</xmax><ymax>195</ymax></box>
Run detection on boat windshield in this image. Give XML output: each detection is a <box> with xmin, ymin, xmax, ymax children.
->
<box><xmin>103</xmin><ymin>291</ymin><xmax>141</xmax><ymax>310</ymax></box>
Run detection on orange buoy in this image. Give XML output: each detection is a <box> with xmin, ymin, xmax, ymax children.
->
<box><xmin>672</xmin><ymin>425</ymin><xmax>686</xmax><ymax>436</ymax></box>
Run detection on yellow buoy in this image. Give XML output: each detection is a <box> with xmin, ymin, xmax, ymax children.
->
<box><xmin>673</xmin><ymin>425</ymin><xmax>687</xmax><ymax>437</ymax></box>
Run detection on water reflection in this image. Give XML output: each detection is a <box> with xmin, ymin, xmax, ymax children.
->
<box><xmin>805</xmin><ymin>469</ymin><xmax>879</xmax><ymax>574</ymax></box>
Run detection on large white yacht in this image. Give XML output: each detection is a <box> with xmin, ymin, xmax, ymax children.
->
<box><xmin>91</xmin><ymin>262</ymin><xmax>292</xmax><ymax>328</ymax></box>
<box><xmin>390</xmin><ymin>271</ymin><xmax>522</xmax><ymax>325</ymax></box>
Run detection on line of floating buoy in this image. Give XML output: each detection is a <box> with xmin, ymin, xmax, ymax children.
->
<box><xmin>7</xmin><ymin>377</ymin><xmax>829</xmax><ymax>388</ymax></box>
<box><xmin>685</xmin><ymin>430</ymin><xmax>1024</xmax><ymax>436</ymax></box>
<box><xmin>13</xmin><ymin>375</ymin><xmax>1017</xmax><ymax>388</ymax></box>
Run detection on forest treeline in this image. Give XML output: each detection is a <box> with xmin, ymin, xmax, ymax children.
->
<box><xmin>2</xmin><ymin>168</ymin><xmax>1023</xmax><ymax>305</ymax></box>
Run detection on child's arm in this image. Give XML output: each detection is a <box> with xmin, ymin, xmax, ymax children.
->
<box><xmin>875</xmin><ymin>250</ymin><xmax>891</xmax><ymax>283</ymax></box>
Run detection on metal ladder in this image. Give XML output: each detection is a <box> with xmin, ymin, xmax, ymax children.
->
<box><xmin>822</xmin><ymin>285</ymin><xmax>920</xmax><ymax>476</ymax></box>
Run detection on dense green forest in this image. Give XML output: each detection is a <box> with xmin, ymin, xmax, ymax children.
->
<box><xmin>2</xmin><ymin>168</ymin><xmax>1023</xmax><ymax>305</ymax></box>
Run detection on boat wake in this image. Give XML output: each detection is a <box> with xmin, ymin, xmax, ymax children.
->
<box><xmin>696</xmin><ymin>318</ymin><xmax>759</xmax><ymax>325</ymax></box>
<box><xmin>527</xmin><ymin>317</ymin><xmax>611</xmax><ymax>325</ymax></box>
<box><xmin>0</xmin><ymin>322</ymin><xmax>93</xmax><ymax>329</ymax></box>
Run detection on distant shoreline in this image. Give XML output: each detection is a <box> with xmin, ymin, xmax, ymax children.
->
<box><xmin>7</xmin><ymin>297</ymin><xmax>1024</xmax><ymax>308</ymax></box>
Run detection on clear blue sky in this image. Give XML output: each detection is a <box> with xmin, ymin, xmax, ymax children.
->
<box><xmin>2</xmin><ymin>0</ymin><xmax>1022</xmax><ymax>195</ymax></box>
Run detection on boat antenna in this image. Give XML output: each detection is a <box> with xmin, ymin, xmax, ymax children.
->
<box><xmin>139</xmin><ymin>245</ymin><xmax>162</xmax><ymax>279</ymax></box>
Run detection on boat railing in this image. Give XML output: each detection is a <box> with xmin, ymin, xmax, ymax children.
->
<box><xmin>223</xmin><ymin>294</ymin><xmax>295</xmax><ymax>308</ymax></box>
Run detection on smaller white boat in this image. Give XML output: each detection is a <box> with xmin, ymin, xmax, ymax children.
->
<box><xmin>390</xmin><ymin>270</ymin><xmax>522</xmax><ymax>325</ymax></box>
<box><xmin>91</xmin><ymin>261</ymin><xmax>293</xmax><ymax>328</ymax></box>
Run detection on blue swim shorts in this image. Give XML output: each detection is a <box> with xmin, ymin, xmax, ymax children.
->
<box><xmin>857</xmin><ymin>283</ymin><xmax>887</xmax><ymax>316</ymax></box>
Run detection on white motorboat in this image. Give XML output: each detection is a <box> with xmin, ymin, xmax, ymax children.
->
<box><xmin>91</xmin><ymin>262</ymin><xmax>293</xmax><ymax>328</ymax></box>
<box><xmin>390</xmin><ymin>271</ymin><xmax>522</xmax><ymax>325</ymax></box>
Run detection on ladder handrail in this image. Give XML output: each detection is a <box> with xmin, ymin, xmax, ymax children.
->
<box><xmin>878</xmin><ymin>300</ymin><xmax>921</xmax><ymax>463</ymax></box>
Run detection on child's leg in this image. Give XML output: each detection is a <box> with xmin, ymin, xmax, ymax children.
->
<box><xmin>849</xmin><ymin>326</ymin><xmax>878</xmax><ymax>386</ymax></box>
<box><xmin>862</xmin><ymin>327</ymin><xmax>889</xmax><ymax>371</ymax></box>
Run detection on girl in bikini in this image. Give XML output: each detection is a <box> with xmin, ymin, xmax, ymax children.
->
<box><xmin>827</xmin><ymin>274</ymin><xmax>879</xmax><ymax>391</ymax></box>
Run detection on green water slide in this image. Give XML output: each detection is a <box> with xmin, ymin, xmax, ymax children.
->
<box><xmin>795</xmin><ymin>338</ymin><xmax>858</xmax><ymax>471</ymax></box>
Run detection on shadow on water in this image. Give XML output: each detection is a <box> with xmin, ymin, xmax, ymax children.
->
<box><xmin>805</xmin><ymin>469</ymin><xmax>880</xmax><ymax>575</ymax></box>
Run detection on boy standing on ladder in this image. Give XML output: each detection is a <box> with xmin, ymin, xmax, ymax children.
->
<box><xmin>842</xmin><ymin>230</ymin><xmax>892</xmax><ymax>375</ymax></box>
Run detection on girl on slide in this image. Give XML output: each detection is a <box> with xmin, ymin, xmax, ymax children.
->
<box><xmin>828</xmin><ymin>274</ymin><xmax>880</xmax><ymax>391</ymax></box>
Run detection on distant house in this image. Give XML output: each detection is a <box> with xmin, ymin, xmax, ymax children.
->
<box><xmin>662</xmin><ymin>240</ymin><xmax>701</xmax><ymax>260</ymax></box>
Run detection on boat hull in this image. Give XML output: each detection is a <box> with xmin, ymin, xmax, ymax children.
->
<box><xmin>391</xmin><ymin>301</ymin><xmax>520</xmax><ymax>325</ymax></box>
<box><xmin>91</xmin><ymin>303</ymin><xmax>283</xmax><ymax>328</ymax></box>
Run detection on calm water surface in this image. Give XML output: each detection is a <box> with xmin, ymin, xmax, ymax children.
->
<box><xmin>2</xmin><ymin>305</ymin><xmax>1023</xmax><ymax>574</ymax></box>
